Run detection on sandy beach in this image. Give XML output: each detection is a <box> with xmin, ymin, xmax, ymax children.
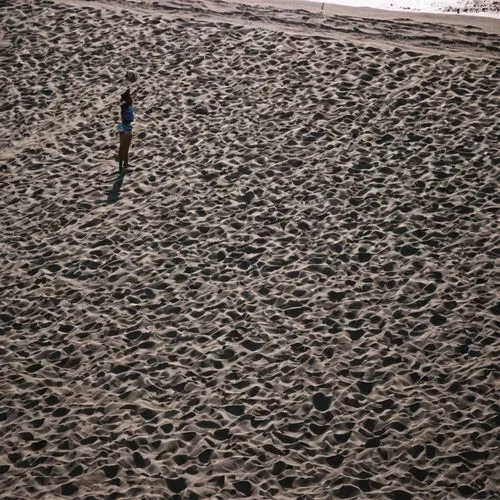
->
<box><xmin>1</xmin><ymin>0</ymin><xmax>499</xmax><ymax>498</ymax></box>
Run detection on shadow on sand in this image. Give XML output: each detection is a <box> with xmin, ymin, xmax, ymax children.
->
<box><xmin>107</xmin><ymin>172</ymin><xmax>125</xmax><ymax>203</ymax></box>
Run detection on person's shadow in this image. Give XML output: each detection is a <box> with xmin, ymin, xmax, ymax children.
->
<box><xmin>107</xmin><ymin>172</ymin><xmax>125</xmax><ymax>203</ymax></box>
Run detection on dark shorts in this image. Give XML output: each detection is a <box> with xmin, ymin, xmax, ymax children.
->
<box><xmin>118</xmin><ymin>123</ymin><xmax>133</xmax><ymax>134</ymax></box>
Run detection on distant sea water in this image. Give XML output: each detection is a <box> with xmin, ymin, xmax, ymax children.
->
<box><xmin>316</xmin><ymin>0</ymin><xmax>500</xmax><ymax>17</ymax></box>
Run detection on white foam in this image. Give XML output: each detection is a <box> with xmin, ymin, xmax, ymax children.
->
<box><xmin>317</xmin><ymin>0</ymin><xmax>500</xmax><ymax>17</ymax></box>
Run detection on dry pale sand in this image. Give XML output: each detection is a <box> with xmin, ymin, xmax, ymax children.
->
<box><xmin>1</xmin><ymin>0</ymin><xmax>499</xmax><ymax>498</ymax></box>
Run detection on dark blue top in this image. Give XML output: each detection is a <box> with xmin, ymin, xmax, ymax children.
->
<box><xmin>122</xmin><ymin>104</ymin><xmax>134</xmax><ymax>123</ymax></box>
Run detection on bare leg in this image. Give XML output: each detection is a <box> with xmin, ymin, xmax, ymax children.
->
<box><xmin>118</xmin><ymin>133</ymin><xmax>127</xmax><ymax>172</ymax></box>
<box><xmin>123</xmin><ymin>133</ymin><xmax>133</xmax><ymax>169</ymax></box>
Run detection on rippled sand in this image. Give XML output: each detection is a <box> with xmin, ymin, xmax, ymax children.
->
<box><xmin>1</xmin><ymin>0</ymin><xmax>499</xmax><ymax>498</ymax></box>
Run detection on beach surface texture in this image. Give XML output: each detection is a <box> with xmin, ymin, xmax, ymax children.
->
<box><xmin>1</xmin><ymin>0</ymin><xmax>499</xmax><ymax>498</ymax></box>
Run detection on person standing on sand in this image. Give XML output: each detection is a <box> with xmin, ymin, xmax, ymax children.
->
<box><xmin>117</xmin><ymin>88</ymin><xmax>134</xmax><ymax>173</ymax></box>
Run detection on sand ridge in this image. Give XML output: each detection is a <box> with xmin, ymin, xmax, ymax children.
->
<box><xmin>1</xmin><ymin>0</ymin><xmax>499</xmax><ymax>498</ymax></box>
<box><xmin>61</xmin><ymin>0</ymin><xmax>500</xmax><ymax>54</ymax></box>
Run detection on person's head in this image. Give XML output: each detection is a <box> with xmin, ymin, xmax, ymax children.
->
<box><xmin>121</xmin><ymin>88</ymin><xmax>132</xmax><ymax>105</ymax></box>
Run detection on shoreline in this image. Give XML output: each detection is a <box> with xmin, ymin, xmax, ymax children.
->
<box><xmin>226</xmin><ymin>0</ymin><xmax>500</xmax><ymax>30</ymax></box>
<box><xmin>308</xmin><ymin>0</ymin><xmax>500</xmax><ymax>18</ymax></box>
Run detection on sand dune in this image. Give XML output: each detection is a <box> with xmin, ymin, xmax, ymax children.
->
<box><xmin>1</xmin><ymin>0</ymin><xmax>499</xmax><ymax>498</ymax></box>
